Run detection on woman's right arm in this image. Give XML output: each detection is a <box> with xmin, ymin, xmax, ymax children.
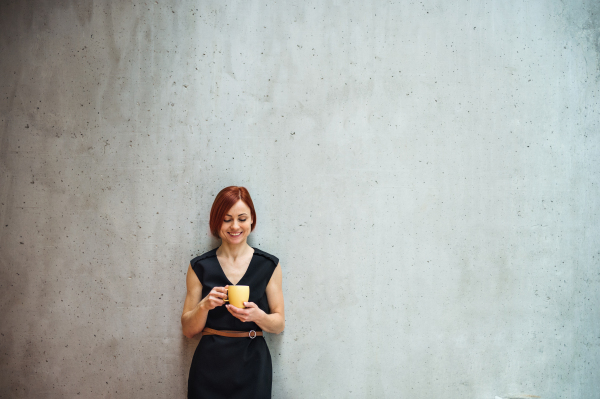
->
<box><xmin>181</xmin><ymin>264</ymin><xmax>227</xmax><ymax>338</ymax></box>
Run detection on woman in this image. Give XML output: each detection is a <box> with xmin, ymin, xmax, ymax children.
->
<box><xmin>181</xmin><ymin>186</ymin><xmax>285</xmax><ymax>399</ymax></box>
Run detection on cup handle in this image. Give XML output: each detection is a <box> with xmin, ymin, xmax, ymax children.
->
<box><xmin>223</xmin><ymin>288</ymin><xmax>229</xmax><ymax>303</ymax></box>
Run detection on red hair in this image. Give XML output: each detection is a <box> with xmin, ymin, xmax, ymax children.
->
<box><xmin>209</xmin><ymin>186</ymin><xmax>256</xmax><ymax>238</ymax></box>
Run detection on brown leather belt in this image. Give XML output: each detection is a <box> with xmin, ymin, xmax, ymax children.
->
<box><xmin>202</xmin><ymin>327</ymin><xmax>263</xmax><ymax>339</ymax></box>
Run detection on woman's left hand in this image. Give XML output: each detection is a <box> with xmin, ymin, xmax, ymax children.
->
<box><xmin>226</xmin><ymin>302</ymin><xmax>265</xmax><ymax>323</ymax></box>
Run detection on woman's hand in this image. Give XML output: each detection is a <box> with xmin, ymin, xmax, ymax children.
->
<box><xmin>200</xmin><ymin>286</ymin><xmax>228</xmax><ymax>311</ymax></box>
<box><xmin>226</xmin><ymin>302</ymin><xmax>265</xmax><ymax>323</ymax></box>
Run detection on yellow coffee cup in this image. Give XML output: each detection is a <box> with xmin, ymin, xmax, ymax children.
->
<box><xmin>225</xmin><ymin>285</ymin><xmax>249</xmax><ymax>308</ymax></box>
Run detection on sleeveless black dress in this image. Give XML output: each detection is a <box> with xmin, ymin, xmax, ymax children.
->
<box><xmin>188</xmin><ymin>247</ymin><xmax>279</xmax><ymax>399</ymax></box>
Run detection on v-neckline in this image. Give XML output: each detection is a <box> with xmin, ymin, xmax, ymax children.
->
<box><xmin>215</xmin><ymin>248</ymin><xmax>255</xmax><ymax>286</ymax></box>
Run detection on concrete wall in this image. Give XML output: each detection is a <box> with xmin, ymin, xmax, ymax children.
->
<box><xmin>1</xmin><ymin>0</ymin><xmax>599</xmax><ymax>397</ymax></box>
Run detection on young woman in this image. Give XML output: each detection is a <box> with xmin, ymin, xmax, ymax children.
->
<box><xmin>181</xmin><ymin>186</ymin><xmax>285</xmax><ymax>399</ymax></box>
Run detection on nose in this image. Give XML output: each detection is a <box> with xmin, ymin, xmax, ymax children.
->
<box><xmin>232</xmin><ymin>219</ymin><xmax>240</xmax><ymax>229</ymax></box>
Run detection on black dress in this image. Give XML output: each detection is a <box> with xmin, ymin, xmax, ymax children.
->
<box><xmin>188</xmin><ymin>247</ymin><xmax>279</xmax><ymax>399</ymax></box>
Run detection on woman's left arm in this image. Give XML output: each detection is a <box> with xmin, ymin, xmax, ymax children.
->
<box><xmin>226</xmin><ymin>263</ymin><xmax>285</xmax><ymax>334</ymax></box>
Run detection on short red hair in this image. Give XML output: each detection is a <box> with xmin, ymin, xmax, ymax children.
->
<box><xmin>209</xmin><ymin>186</ymin><xmax>256</xmax><ymax>238</ymax></box>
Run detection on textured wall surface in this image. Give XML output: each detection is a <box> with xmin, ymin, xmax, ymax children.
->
<box><xmin>1</xmin><ymin>0</ymin><xmax>599</xmax><ymax>398</ymax></box>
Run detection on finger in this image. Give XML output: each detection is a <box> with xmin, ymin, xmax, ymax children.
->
<box><xmin>228</xmin><ymin>306</ymin><xmax>250</xmax><ymax>318</ymax></box>
<box><xmin>226</xmin><ymin>304</ymin><xmax>242</xmax><ymax>314</ymax></box>
<box><xmin>214</xmin><ymin>287</ymin><xmax>228</xmax><ymax>293</ymax></box>
<box><xmin>243</xmin><ymin>302</ymin><xmax>257</xmax><ymax>308</ymax></box>
<box><xmin>226</xmin><ymin>306</ymin><xmax>243</xmax><ymax>318</ymax></box>
<box><xmin>210</xmin><ymin>293</ymin><xmax>225</xmax><ymax>301</ymax></box>
<box><xmin>211</xmin><ymin>295</ymin><xmax>225</xmax><ymax>304</ymax></box>
<box><xmin>209</xmin><ymin>290</ymin><xmax>227</xmax><ymax>299</ymax></box>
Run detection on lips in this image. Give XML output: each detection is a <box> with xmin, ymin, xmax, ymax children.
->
<box><xmin>228</xmin><ymin>232</ymin><xmax>242</xmax><ymax>237</ymax></box>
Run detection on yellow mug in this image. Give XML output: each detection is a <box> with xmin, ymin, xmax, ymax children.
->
<box><xmin>225</xmin><ymin>285</ymin><xmax>250</xmax><ymax>308</ymax></box>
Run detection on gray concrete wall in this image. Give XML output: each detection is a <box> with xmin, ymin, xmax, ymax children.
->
<box><xmin>1</xmin><ymin>0</ymin><xmax>599</xmax><ymax>398</ymax></box>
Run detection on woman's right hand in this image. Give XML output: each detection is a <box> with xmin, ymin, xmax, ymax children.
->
<box><xmin>200</xmin><ymin>286</ymin><xmax>228</xmax><ymax>310</ymax></box>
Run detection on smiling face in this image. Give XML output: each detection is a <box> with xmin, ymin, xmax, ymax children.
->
<box><xmin>218</xmin><ymin>199</ymin><xmax>253</xmax><ymax>245</ymax></box>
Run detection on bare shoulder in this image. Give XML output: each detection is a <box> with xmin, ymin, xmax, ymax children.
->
<box><xmin>186</xmin><ymin>264</ymin><xmax>202</xmax><ymax>291</ymax></box>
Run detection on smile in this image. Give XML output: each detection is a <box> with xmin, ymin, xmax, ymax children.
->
<box><xmin>228</xmin><ymin>232</ymin><xmax>242</xmax><ymax>236</ymax></box>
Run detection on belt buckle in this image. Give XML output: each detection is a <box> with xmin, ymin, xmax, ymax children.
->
<box><xmin>248</xmin><ymin>330</ymin><xmax>257</xmax><ymax>339</ymax></box>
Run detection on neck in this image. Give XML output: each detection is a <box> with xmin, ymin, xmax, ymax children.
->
<box><xmin>217</xmin><ymin>240</ymin><xmax>252</xmax><ymax>261</ymax></box>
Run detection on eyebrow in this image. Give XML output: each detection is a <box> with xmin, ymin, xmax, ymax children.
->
<box><xmin>225</xmin><ymin>213</ymin><xmax>248</xmax><ymax>217</ymax></box>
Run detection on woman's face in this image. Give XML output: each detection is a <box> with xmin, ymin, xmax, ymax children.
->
<box><xmin>219</xmin><ymin>199</ymin><xmax>253</xmax><ymax>245</ymax></box>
